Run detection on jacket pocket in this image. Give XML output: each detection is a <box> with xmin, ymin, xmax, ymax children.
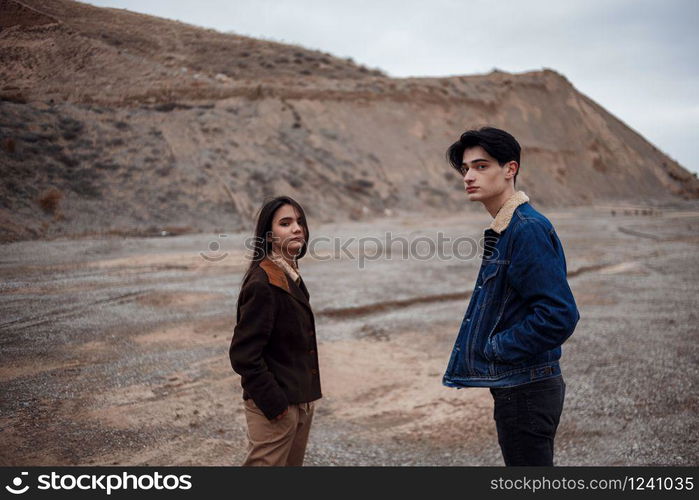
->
<box><xmin>478</xmin><ymin>262</ymin><xmax>502</xmax><ymax>309</ymax></box>
<box><xmin>484</xmin><ymin>284</ymin><xmax>515</xmax><ymax>373</ymax></box>
<box><xmin>481</xmin><ymin>262</ymin><xmax>500</xmax><ymax>283</ymax></box>
<box><xmin>464</xmin><ymin>263</ymin><xmax>504</xmax><ymax>375</ymax></box>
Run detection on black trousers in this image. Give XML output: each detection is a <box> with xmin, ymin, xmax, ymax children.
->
<box><xmin>489</xmin><ymin>375</ymin><xmax>566</xmax><ymax>466</ymax></box>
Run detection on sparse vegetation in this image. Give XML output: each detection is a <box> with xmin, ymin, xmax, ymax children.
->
<box><xmin>1</xmin><ymin>137</ymin><xmax>16</xmax><ymax>153</ymax></box>
<box><xmin>95</xmin><ymin>161</ymin><xmax>119</xmax><ymax>170</ymax></box>
<box><xmin>38</xmin><ymin>187</ymin><xmax>62</xmax><ymax>214</ymax></box>
<box><xmin>287</xmin><ymin>176</ymin><xmax>303</xmax><ymax>188</ymax></box>
<box><xmin>59</xmin><ymin>117</ymin><xmax>84</xmax><ymax>140</ymax></box>
<box><xmin>57</xmin><ymin>153</ymin><xmax>78</xmax><ymax>167</ymax></box>
<box><xmin>70</xmin><ymin>177</ymin><xmax>101</xmax><ymax>198</ymax></box>
<box><xmin>346</xmin><ymin>179</ymin><xmax>374</xmax><ymax>193</ymax></box>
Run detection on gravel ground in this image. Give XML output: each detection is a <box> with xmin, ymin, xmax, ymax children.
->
<box><xmin>1</xmin><ymin>204</ymin><xmax>698</xmax><ymax>466</ymax></box>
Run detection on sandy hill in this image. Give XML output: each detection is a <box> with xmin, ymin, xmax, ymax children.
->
<box><xmin>1</xmin><ymin>0</ymin><xmax>698</xmax><ymax>242</ymax></box>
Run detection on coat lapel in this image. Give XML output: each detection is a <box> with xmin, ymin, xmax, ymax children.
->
<box><xmin>296</xmin><ymin>276</ymin><xmax>310</xmax><ymax>301</ymax></box>
<box><xmin>259</xmin><ymin>259</ymin><xmax>311</xmax><ymax>310</ymax></box>
<box><xmin>288</xmin><ymin>274</ymin><xmax>310</xmax><ymax>304</ymax></box>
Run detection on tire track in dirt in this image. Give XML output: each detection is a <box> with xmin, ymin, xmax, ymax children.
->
<box><xmin>317</xmin><ymin>253</ymin><xmax>664</xmax><ymax>319</ymax></box>
<box><xmin>318</xmin><ymin>290</ymin><xmax>472</xmax><ymax>319</ymax></box>
<box><xmin>0</xmin><ymin>291</ymin><xmax>149</xmax><ymax>333</ymax></box>
<box><xmin>617</xmin><ymin>226</ymin><xmax>662</xmax><ymax>240</ymax></box>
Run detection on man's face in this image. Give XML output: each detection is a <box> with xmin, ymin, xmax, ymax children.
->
<box><xmin>460</xmin><ymin>146</ymin><xmax>517</xmax><ymax>202</ymax></box>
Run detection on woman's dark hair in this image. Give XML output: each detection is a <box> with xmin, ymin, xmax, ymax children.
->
<box><xmin>240</xmin><ymin>195</ymin><xmax>309</xmax><ymax>288</ymax></box>
<box><xmin>446</xmin><ymin>127</ymin><xmax>521</xmax><ymax>185</ymax></box>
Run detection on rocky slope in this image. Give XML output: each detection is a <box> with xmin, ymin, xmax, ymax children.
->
<box><xmin>1</xmin><ymin>0</ymin><xmax>698</xmax><ymax>242</ymax></box>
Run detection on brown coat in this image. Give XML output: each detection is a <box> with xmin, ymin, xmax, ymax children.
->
<box><xmin>229</xmin><ymin>258</ymin><xmax>322</xmax><ymax>420</ymax></box>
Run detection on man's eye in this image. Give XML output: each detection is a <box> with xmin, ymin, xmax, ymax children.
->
<box><xmin>476</xmin><ymin>164</ymin><xmax>487</xmax><ymax>169</ymax></box>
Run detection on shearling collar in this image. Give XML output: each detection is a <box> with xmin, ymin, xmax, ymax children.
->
<box><xmin>489</xmin><ymin>190</ymin><xmax>529</xmax><ymax>234</ymax></box>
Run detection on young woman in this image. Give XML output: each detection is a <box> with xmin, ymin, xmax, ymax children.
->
<box><xmin>229</xmin><ymin>196</ymin><xmax>321</xmax><ymax>466</ymax></box>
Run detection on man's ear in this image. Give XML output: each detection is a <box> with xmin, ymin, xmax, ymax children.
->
<box><xmin>506</xmin><ymin>161</ymin><xmax>519</xmax><ymax>180</ymax></box>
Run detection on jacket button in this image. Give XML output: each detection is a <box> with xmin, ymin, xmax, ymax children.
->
<box><xmin>309</xmin><ymin>349</ymin><xmax>315</xmax><ymax>355</ymax></box>
<box><xmin>311</xmin><ymin>369</ymin><xmax>318</xmax><ymax>375</ymax></box>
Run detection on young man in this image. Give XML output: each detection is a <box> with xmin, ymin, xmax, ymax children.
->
<box><xmin>442</xmin><ymin>127</ymin><xmax>579</xmax><ymax>466</ymax></box>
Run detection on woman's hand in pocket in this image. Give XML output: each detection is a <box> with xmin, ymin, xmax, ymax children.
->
<box><xmin>272</xmin><ymin>407</ymin><xmax>289</xmax><ymax>421</ymax></box>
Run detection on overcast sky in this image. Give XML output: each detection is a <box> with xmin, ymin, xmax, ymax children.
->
<box><xmin>86</xmin><ymin>0</ymin><xmax>699</xmax><ymax>174</ymax></box>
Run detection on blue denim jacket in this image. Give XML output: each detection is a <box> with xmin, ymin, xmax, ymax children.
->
<box><xmin>443</xmin><ymin>192</ymin><xmax>579</xmax><ymax>388</ymax></box>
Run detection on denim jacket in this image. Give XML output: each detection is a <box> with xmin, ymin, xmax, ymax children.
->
<box><xmin>443</xmin><ymin>191</ymin><xmax>579</xmax><ymax>388</ymax></box>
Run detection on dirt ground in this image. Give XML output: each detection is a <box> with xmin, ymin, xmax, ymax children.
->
<box><xmin>1</xmin><ymin>204</ymin><xmax>698</xmax><ymax>466</ymax></box>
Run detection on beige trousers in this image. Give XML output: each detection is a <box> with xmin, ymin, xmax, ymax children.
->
<box><xmin>242</xmin><ymin>398</ymin><xmax>315</xmax><ymax>466</ymax></box>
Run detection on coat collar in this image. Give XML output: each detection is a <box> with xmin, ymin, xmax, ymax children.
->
<box><xmin>269</xmin><ymin>251</ymin><xmax>301</xmax><ymax>284</ymax></box>
<box><xmin>259</xmin><ymin>258</ymin><xmax>310</xmax><ymax>309</ymax></box>
<box><xmin>489</xmin><ymin>190</ymin><xmax>529</xmax><ymax>234</ymax></box>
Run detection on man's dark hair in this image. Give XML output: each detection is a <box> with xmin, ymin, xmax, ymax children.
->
<box><xmin>446</xmin><ymin>127</ymin><xmax>521</xmax><ymax>185</ymax></box>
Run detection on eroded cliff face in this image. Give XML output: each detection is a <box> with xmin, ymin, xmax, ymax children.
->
<box><xmin>2</xmin><ymin>0</ymin><xmax>697</xmax><ymax>242</ymax></box>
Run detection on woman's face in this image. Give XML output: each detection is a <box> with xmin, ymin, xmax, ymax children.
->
<box><xmin>270</xmin><ymin>204</ymin><xmax>306</xmax><ymax>257</ymax></box>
